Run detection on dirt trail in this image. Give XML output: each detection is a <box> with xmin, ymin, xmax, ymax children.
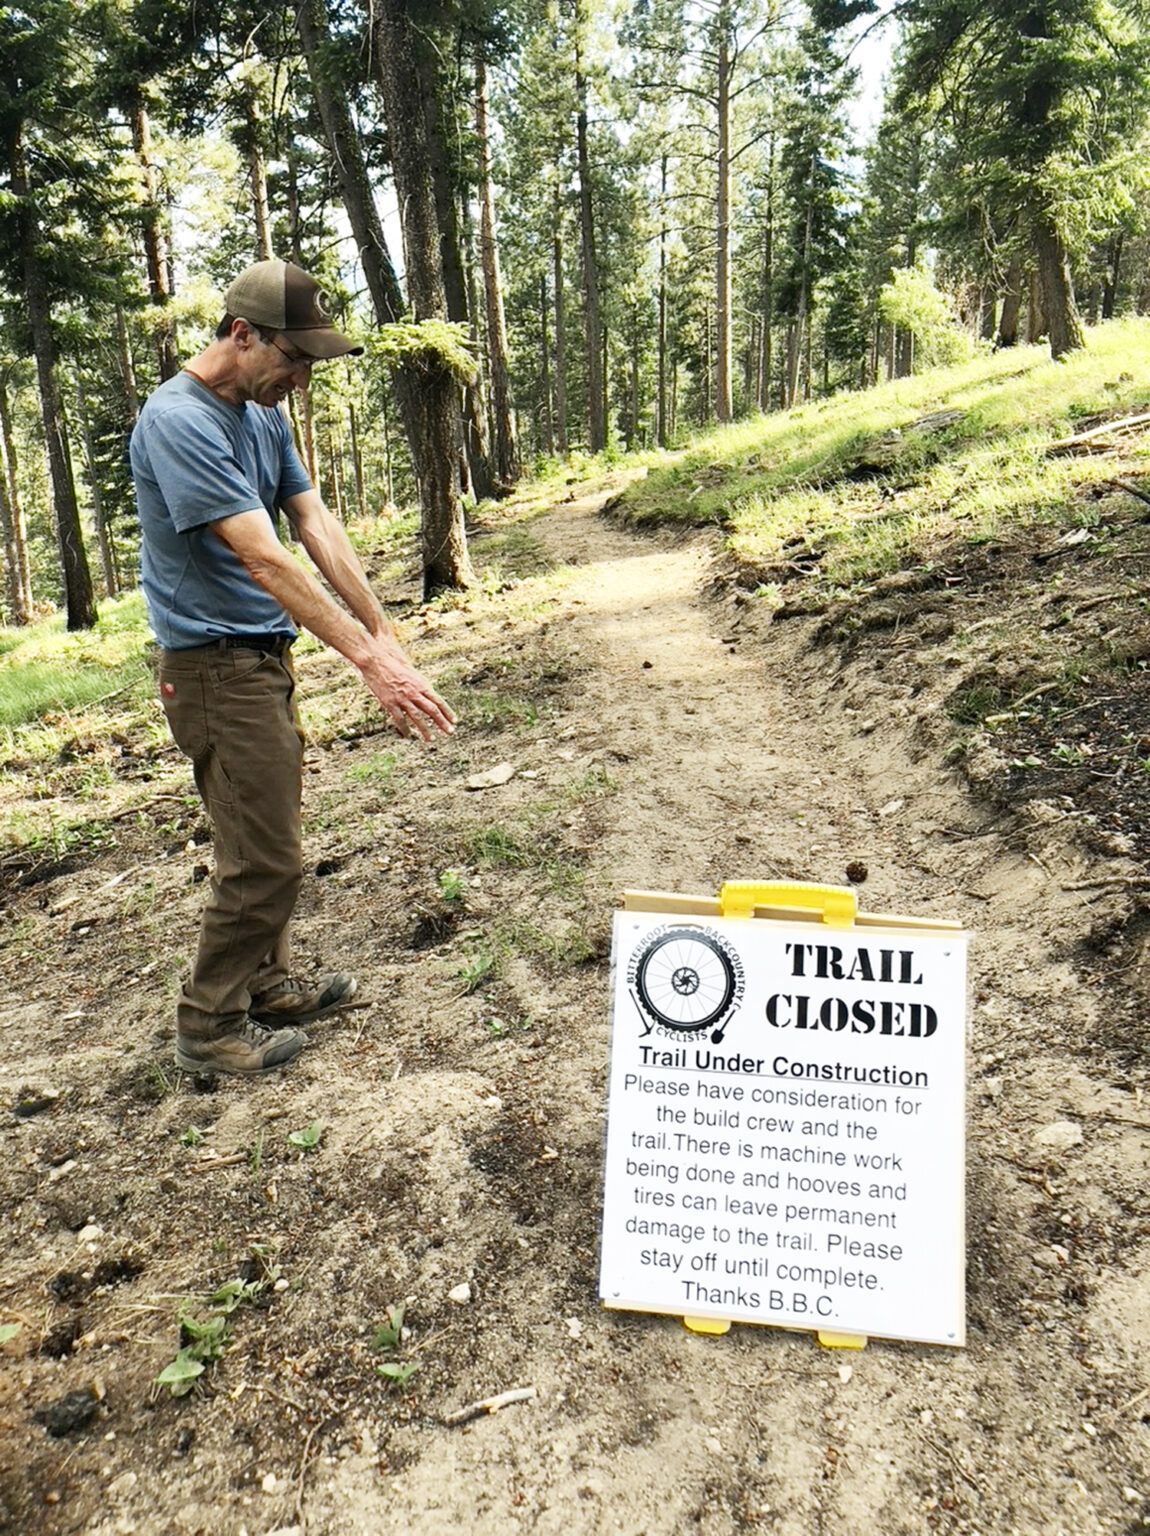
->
<box><xmin>341</xmin><ymin>488</ymin><xmax>1149</xmax><ymax>1534</ymax></box>
<box><xmin>2</xmin><ymin>484</ymin><xmax>1148</xmax><ymax>1536</ymax></box>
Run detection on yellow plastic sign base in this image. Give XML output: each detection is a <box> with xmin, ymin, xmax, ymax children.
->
<box><xmin>818</xmin><ymin>1330</ymin><xmax>869</xmax><ymax>1350</ymax></box>
<box><xmin>683</xmin><ymin>1316</ymin><xmax>732</xmax><ymax>1336</ymax></box>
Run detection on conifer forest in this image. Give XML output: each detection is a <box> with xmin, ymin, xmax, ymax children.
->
<box><xmin>1</xmin><ymin>0</ymin><xmax>1147</xmax><ymax>626</ymax></box>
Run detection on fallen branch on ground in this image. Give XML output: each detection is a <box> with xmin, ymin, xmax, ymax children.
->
<box><xmin>185</xmin><ymin>1154</ymin><xmax>248</xmax><ymax>1173</ymax></box>
<box><xmin>983</xmin><ymin>680</ymin><xmax>1061</xmax><ymax>725</ymax></box>
<box><xmin>1045</xmin><ymin>412</ymin><xmax>1150</xmax><ymax>455</ymax></box>
<box><xmin>1059</xmin><ymin>876</ymin><xmax>1150</xmax><ymax>892</ymax></box>
<box><xmin>443</xmin><ymin>1386</ymin><xmax>537</xmax><ymax>1427</ymax></box>
<box><xmin>1103</xmin><ymin>478</ymin><xmax>1150</xmax><ymax>510</ymax></box>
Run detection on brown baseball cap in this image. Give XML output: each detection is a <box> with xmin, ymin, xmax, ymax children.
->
<box><xmin>224</xmin><ymin>258</ymin><xmax>364</xmax><ymax>359</ymax></box>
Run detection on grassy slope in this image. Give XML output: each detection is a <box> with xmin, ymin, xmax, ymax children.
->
<box><xmin>5</xmin><ymin>321</ymin><xmax>1150</xmax><ymax>853</ymax></box>
<box><xmin>619</xmin><ymin>318</ymin><xmax>1150</xmax><ymax>595</ymax></box>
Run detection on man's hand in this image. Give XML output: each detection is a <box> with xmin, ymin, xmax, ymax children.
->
<box><xmin>358</xmin><ymin>643</ymin><xmax>456</xmax><ymax>742</ymax></box>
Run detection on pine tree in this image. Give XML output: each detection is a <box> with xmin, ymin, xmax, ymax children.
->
<box><xmin>774</xmin><ymin>25</ymin><xmax>855</xmax><ymax>405</ymax></box>
<box><xmin>0</xmin><ymin>1</ymin><xmax>133</xmax><ymax>628</ymax></box>
<box><xmin>814</xmin><ymin>0</ymin><xmax>1150</xmax><ymax>359</ymax></box>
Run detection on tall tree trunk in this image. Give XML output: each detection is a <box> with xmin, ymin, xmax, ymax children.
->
<box><xmin>368</xmin><ymin>0</ymin><xmax>474</xmax><ymax>594</ymax></box>
<box><xmin>114</xmin><ymin>306</ymin><xmax>140</xmax><ymax>422</ymax></box>
<box><xmin>130</xmin><ymin>101</ymin><xmax>178</xmax><ymax>381</ymax></box>
<box><xmin>786</xmin><ymin>161</ymin><xmax>815</xmax><ymax>407</ymax></box>
<box><xmin>1026</xmin><ymin>269</ymin><xmax>1046</xmax><ymax>343</ymax></box>
<box><xmin>302</xmin><ymin>0</ymin><xmax>469</xmax><ymax>544</ymax></box>
<box><xmin>458</xmin><ymin>197</ymin><xmax>494</xmax><ymax>502</ymax></box>
<box><xmin>9</xmin><ymin>127</ymin><xmax>95</xmax><ymax>629</ymax></box>
<box><xmin>703</xmin><ymin>306</ymin><xmax>712</xmax><ymax>421</ymax></box>
<box><xmin>1101</xmin><ymin>232</ymin><xmax>1123</xmax><ymax>321</ymax></box>
<box><xmin>474</xmin><ymin>55</ymin><xmax>519</xmax><ymax>491</ymax></box>
<box><xmin>574</xmin><ymin>5</ymin><xmax>605</xmax><ymax>453</ymax></box>
<box><xmin>283</xmin><ymin>145</ymin><xmax>318</xmax><ymax>480</ymax></box>
<box><xmin>602</xmin><ymin>322</ymin><xmax>610</xmax><ymax>435</ymax></box>
<box><xmin>297</xmin><ymin>0</ymin><xmax>404</xmax><ymax>323</ymax></box>
<box><xmin>629</xmin><ymin>317</ymin><xmax>640</xmax><ymax>448</ymax></box>
<box><xmin>0</xmin><ymin>375</ymin><xmax>33</xmax><ymax>623</ymax></box>
<box><xmin>1019</xmin><ymin>6</ymin><xmax>1085</xmax><ymax>360</ymax></box>
<box><xmin>998</xmin><ymin>258</ymin><xmax>1023</xmax><ymax>347</ymax></box>
<box><xmin>895</xmin><ymin>326</ymin><xmax>913</xmax><ymax>378</ymax></box>
<box><xmin>714</xmin><ymin>12</ymin><xmax>733</xmax><ymax>423</ymax></box>
<box><xmin>657</xmin><ymin>155</ymin><xmax>669</xmax><ymax>446</ymax></box>
<box><xmin>1035</xmin><ymin>216</ymin><xmax>1085</xmax><ymax>358</ymax></box>
<box><xmin>0</xmin><ymin>468</ymin><xmax>22</xmax><ymax>624</ymax></box>
<box><xmin>239</xmin><ymin>80</ymin><xmax>274</xmax><ymax>261</ymax></box>
<box><xmin>415</xmin><ymin>44</ymin><xmax>493</xmax><ymax>504</ymax></box>
<box><xmin>980</xmin><ymin>287</ymin><xmax>997</xmax><ymax>340</ymax></box>
<box><xmin>348</xmin><ymin>397</ymin><xmax>367</xmax><ymax>520</ymax></box>
<box><xmin>325</xmin><ymin>431</ymin><xmax>345</xmax><ymax>523</ymax></box>
<box><xmin>761</xmin><ymin>140</ymin><xmax>775</xmax><ymax>410</ymax></box>
<box><xmin>74</xmin><ymin>376</ymin><xmax>119</xmax><ymax>597</ymax></box>
<box><xmin>540</xmin><ymin>273</ymin><xmax>554</xmax><ymax>456</ymax></box>
<box><xmin>553</xmin><ymin>222</ymin><xmax>569</xmax><ymax>455</ymax></box>
<box><xmin>380</xmin><ymin>382</ymin><xmax>396</xmax><ymax>509</ymax></box>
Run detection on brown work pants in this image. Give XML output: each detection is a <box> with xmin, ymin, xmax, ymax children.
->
<box><xmin>158</xmin><ymin>642</ymin><xmax>304</xmax><ymax>1041</ymax></box>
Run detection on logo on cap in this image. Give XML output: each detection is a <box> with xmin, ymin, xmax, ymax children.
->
<box><xmin>313</xmin><ymin>288</ymin><xmax>332</xmax><ymax>321</ymax></box>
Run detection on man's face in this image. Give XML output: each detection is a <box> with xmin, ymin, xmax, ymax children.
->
<box><xmin>237</xmin><ymin>325</ymin><xmax>314</xmax><ymax>406</ymax></box>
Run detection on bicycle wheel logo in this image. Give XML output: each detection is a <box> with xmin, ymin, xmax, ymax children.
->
<box><xmin>627</xmin><ymin>925</ymin><xmax>745</xmax><ymax>1043</ymax></box>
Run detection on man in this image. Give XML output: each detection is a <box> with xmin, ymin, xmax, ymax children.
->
<box><xmin>130</xmin><ymin>257</ymin><xmax>455</xmax><ymax>1076</ymax></box>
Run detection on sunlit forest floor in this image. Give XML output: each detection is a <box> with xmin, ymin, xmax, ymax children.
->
<box><xmin>1</xmin><ymin>324</ymin><xmax>1148</xmax><ymax>1534</ymax></box>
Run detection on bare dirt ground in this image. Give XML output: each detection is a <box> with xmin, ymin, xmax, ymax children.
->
<box><xmin>1</xmin><ymin>476</ymin><xmax>1149</xmax><ymax>1536</ymax></box>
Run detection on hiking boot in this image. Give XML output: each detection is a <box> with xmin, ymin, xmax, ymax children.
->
<box><xmin>249</xmin><ymin>971</ymin><xmax>358</xmax><ymax>1025</ymax></box>
<box><xmin>175</xmin><ymin>1020</ymin><xmax>307</xmax><ymax>1076</ymax></box>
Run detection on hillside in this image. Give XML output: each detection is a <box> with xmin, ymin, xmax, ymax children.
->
<box><xmin>1</xmin><ymin>334</ymin><xmax>1149</xmax><ymax>1535</ymax></box>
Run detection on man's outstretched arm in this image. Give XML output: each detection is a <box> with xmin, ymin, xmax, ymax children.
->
<box><xmin>211</xmin><ymin>506</ymin><xmax>455</xmax><ymax>742</ymax></box>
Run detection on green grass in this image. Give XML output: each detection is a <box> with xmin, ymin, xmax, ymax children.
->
<box><xmin>464</xmin><ymin>821</ymin><xmax>585</xmax><ymax>897</ymax></box>
<box><xmin>344</xmin><ymin>750</ymin><xmax>399</xmax><ymax>794</ymax></box>
<box><xmin>0</xmin><ymin>593</ymin><xmax>153</xmax><ymax>732</ymax></box>
<box><xmin>619</xmin><ymin>318</ymin><xmax>1150</xmax><ymax>589</ymax></box>
<box><xmin>468</xmin><ymin>524</ymin><xmax>555</xmax><ymax>584</ymax></box>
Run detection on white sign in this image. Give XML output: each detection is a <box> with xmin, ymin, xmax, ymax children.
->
<box><xmin>599</xmin><ymin>911</ymin><xmax>967</xmax><ymax>1346</ymax></box>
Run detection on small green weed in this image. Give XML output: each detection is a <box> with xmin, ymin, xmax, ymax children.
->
<box><xmin>467</xmin><ymin>825</ymin><xmax>536</xmax><ymax>868</ymax></box>
<box><xmin>248</xmin><ymin>1129</ymin><xmax>264</xmax><ymax>1177</ymax></box>
<box><xmin>948</xmin><ymin>683</ymin><xmax>1006</xmax><ymax>725</ymax></box>
<box><xmin>458</xmin><ymin>944</ymin><xmax>498</xmax><ymax>993</ymax></box>
<box><xmin>0</xmin><ymin>1323</ymin><xmax>22</xmax><ymax>1345</ymax></box>
<box><xmin>1051</xmin><ymin>742</ymin><xmax>1085</xmax><ymax>766</ymax></box>
<box><xmin>437</xmin><ymin>868</ymin><xmax>466</xmax><ymax>902</ymax></box>
<box><xmin>485</xmin><ymin>1013</ymin><xmax>534</xmax><ymax>1038</ymax></box>
<box><xmin>563</xmin><ymin>764</ymin><xmax>617</xmax><ymax>802</ymax></box>
<box><xmin>376</xmin><ymin>1360</ymin><xmax>420</xmax><ymax>1387</ymax></box>
<box><xmin>148</xmin><ymin>1064</ymin><xmax>174</xmax><ymax>1100</ymax></box>
<box><xmin>345</xmin><ymin>751</ymin><xmax>398</xmax><ymax>794</ymax></box>
<box><xmin>371</xmin><ymin>1303</ymin><xmax>406</xmax><ymax>1351</ymax></box>
<box><xmin>286</xmin><ymin>1121</ymin><xmax>324</xmax><ymax>1153</ymax></box>
<box><xmin>154</xmin><ymin>1252</ymin><xmax>279</xmax><ymax>1397</ymax></box>
<box><xmin>371</xmin><ymin>1302</ymin><xmax>419</xmax><ymax>1388</ymax></box>
<box><xmin>465</xmin><ymin>691</ymin><xmax>540</xmax><ymax>731</ymax></box>
<box><xmin>180</xmin><ymin>1126</ymin><xmax>205</xmax><ymax>1148</ymax></box>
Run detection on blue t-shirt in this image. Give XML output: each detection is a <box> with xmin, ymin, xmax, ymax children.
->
<box><xmin>130</xmin><ymin>372</ymin><xmax>313</xmax><ymax>649</ymax></box>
